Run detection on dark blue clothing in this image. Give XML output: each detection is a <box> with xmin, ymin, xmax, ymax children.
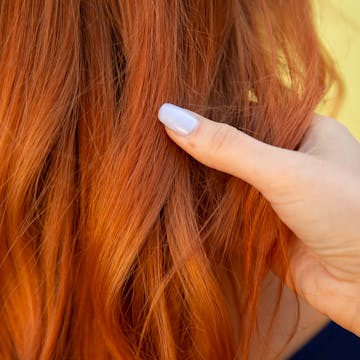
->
<box><xmin>289</xmin><ymin>321</ymin><xmax>360</xmax><ymax>359</ymax></box>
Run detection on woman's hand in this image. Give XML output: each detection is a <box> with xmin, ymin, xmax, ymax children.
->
<box><xmin>158</xmin><ymin>103</ymin><xmax>360</xmax><ymax>336</ymax></box>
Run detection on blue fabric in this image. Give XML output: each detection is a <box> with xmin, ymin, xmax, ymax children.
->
<box><xmin>289</xmin><ymin>321</ymin><xmax>360</xmax><ymax>359</ymax></box>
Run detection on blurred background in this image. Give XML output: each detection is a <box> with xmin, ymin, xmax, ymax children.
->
<box><xmin>316</xmin><ymin>0</ymin><xmax>360</xmax><ymax>140</ymax></box>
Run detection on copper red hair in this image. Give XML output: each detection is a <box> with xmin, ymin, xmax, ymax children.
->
<box><xmin>0</xmin><ymin>1</ymin><xmax>342</xmax><ymax>359</ymax></box>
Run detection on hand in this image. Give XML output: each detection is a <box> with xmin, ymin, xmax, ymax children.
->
<box><xmin>158</xmin><ymin>103</ymin><xmax>360</xmax><ymax>336</ymax></box>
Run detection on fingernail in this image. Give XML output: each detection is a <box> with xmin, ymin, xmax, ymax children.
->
<box><xmin>158</xmin><ymin>103</ymin><xmax>199</xmax><ymax>136</ymax></box>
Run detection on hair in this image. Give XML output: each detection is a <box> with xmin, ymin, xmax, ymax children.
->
<box><xmin>0</xmin><ymin>0</ymin><xmax>342</xmax><ymax>359</ymax></box>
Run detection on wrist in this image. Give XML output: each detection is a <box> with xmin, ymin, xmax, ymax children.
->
<box><xmin>318</xmin><ymin>272</ymin><xmax>360</xmax><ymax>337</ymax></box>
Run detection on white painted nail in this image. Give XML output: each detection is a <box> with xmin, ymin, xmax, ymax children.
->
<box><xmin>158</xmin><ymin>103</ymin><xmax>199</xmax><ymax>136</ymax></box>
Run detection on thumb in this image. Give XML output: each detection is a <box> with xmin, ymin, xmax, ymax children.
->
<box><xmin>158</xmin><ymin>103</ymin><xmax>306</xmax><ymax>194</ymax></box>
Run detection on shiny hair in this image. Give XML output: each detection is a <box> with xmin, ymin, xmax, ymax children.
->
<box><xmin>0</xmin><ymin>1</ymin><xmax>342</xmax><ymax>359</ymax></box>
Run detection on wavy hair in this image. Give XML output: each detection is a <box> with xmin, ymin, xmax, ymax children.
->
<box><xmin>0</xmin><ymin>0</ymin><xmax>342</xmax><ymax>359</ymax></box>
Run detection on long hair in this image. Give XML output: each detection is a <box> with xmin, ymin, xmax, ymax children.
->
<box><xmin>0</xmin><ymin>1</ymin><xmax>342</xmax><ymax>359</ymax></box>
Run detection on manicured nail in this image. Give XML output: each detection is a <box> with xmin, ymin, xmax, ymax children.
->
<box><xmin>158</xmin><ymin>103</ymin><xmax>199</xmax><ymax>136</ymax></box>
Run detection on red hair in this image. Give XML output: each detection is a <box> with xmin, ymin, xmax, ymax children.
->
<box><xmin>0</xmin><ymin>0</ymin><xmax>342</xmax><ymax>359</ymax></box>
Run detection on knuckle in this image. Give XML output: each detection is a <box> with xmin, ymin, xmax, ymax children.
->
<box><xmin>209</xmin><ymin>123</ymin><xmax>238</xmax><ymax>153</ymax></box>
<box><xmin>313</xmin><ymin>113</ymin><xmax>345</xmax><ymax>133</ymax></box>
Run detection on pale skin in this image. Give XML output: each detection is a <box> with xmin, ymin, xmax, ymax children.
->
<box><xmin>158</xmin><ymin>108</ymin><xmax>360</xmax><ymax>349</ymax></box>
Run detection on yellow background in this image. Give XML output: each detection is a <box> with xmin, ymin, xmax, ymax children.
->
<box><xmin>316</xmin><ymin>0</ymin><xmax>360</xmax><ymax>139</ymax></box>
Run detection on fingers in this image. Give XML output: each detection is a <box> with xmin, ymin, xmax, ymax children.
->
<box><xmin>158</xmin><ymin>103</ymin><xmax>307</xmax><ymax>194</ymax></box>
<box><xmin>299</xmin><ymin>114</ymin><xmax>360</xmax><ymax>173</ymax></box>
